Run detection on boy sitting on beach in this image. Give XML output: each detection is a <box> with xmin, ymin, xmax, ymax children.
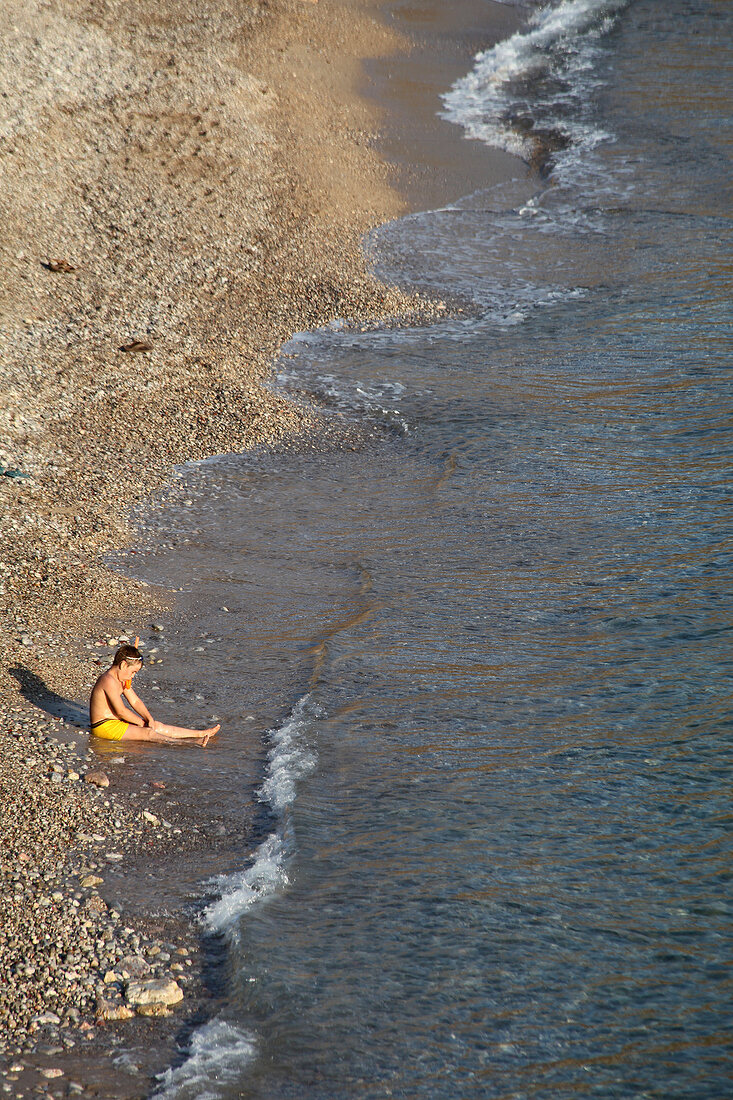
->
<box><xmin>90</xmin><ymin>643</ymin><xmax>219</xmax><ymax>746</ymax></box>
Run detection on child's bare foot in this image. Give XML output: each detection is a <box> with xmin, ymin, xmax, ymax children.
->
<box><xmin>199</xmin><ymin>724</ymin><xmax>220</xmax><ymax>747</ymax></box>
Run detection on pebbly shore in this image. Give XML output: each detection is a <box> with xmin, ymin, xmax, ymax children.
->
<box><xmin>0</xmin><ymin>0</ymin><xmax>449</xmax><ymax>1093</ymax></box>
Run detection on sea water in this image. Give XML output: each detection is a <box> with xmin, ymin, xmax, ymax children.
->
<box><xmin>125</xmin><ymin>0</ymin><xmax>732</xmax><ymax>1095</ymax></box>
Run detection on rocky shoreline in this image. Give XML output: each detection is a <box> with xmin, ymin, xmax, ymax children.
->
<box><xmin>0</xmin><ymin>0</ymin><xmax>445</xmax><ymax>1093</ymax></box>
<box><xmin>0</xmin><ymin>697</ymin><xmax>211</xmax><ymax>1096</ymax></box>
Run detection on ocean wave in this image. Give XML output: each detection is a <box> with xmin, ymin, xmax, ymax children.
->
<box><xmin>442</xmin><ymin>0</ymin><xmax>629</xmax><ymax>173</ymax></box>
<box><xmin>154</xmin><ymin>1020</ymin><xmax>257</xmax><ymax>1100</ymax></box>
<box><xmin>204</xmin><ymin>693</ymin><xmax>317</xmax><ymax>935</ymax></box>
<box><xmin>154</xmin><ymin>697</ymin><xmax>318</xmax><ymax>1097</ymax></box>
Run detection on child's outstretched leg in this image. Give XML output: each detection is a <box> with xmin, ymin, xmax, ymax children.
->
<box><xmin>155</xmin><ymin>721</ymin><xmax>220</xmax><ymax>746</ymax></box>
<box><xmin>120</xmin><ymin>722</ymin><xmax>219</xmax><ymax>746</ymax></box>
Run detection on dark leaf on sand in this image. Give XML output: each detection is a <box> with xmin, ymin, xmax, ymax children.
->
<box><xmin>120</xmin><ymin>340</ymin><xmax>152</xmax><ymax>353</ymax></box>
<box><xmin>43</xmin><ymin>259</ymin><xmax>76</xmax><ymax>273</ymax></box>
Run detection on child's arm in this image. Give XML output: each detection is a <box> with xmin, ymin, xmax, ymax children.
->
<box><xmin>104</xmin><ymin>680</ymin><xmax>148</xmax><ymax>726</ymax></box>
<box><xmin>122</xmin><ymin>683</ymin><xmax>155</xmax><ymax>727</ymax></box>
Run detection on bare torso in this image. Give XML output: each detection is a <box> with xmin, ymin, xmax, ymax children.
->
<box><xmin>89</xmin><ymin>668</ymin><xmax>132</xmax><ymax>726</ymax></box>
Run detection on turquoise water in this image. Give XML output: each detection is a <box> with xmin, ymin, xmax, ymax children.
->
<box><xmin>124</xmin><ymin>1</ymin><xmax>733</xmax><ymax>1096</ymax></box>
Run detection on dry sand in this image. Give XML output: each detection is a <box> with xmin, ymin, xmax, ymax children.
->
<box><xmin>1</xmin><ymin>0</ymin><xmax>430</xmax><ymax>697</ymax></box>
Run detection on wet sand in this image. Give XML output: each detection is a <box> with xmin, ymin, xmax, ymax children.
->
<box><xmin>0</xmin><ymin>0</ymin><xmax>523</xmax><ymax>1093</ymax></box>
<box><xmin>367</xmin><ymin>0</ymin><xmax>521</xmax><ymax>210</ymax></box>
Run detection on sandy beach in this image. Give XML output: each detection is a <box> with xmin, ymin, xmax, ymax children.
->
<box><xmin>0</xmin><ymin>0</ymin><xmax>519</xmax><ymax>1092</ymax></box>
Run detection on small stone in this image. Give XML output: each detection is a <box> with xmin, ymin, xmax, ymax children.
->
<box><xmin>67</xmin><ymin>770</ymin><xmax>80</xmax><ymax>781</ymax></box>
<box><xmin>118</xmin><ymin>955</ymin><xmax>150</xmax><ymax>979</ymax></box>
<box><xmin>40</xmin><ymin>1068</ymin><xmax>63</xmax><ymax>1079</ymax></box>
<box><xmin>84</xmin><ymin>770</ymin><xmax>109</xmax><ymax>789</ymax></box>
<box><xmin>105</xmin><ymin>852</ymin><xmax>123</xmax><ymax>862</ymax></box>
<box><xmin>142</xmin><ymin>810</ymin><xmax>160</xmax><ymax>826</ymax></box>
<box><xmin>85</xmin><ymin>895</ymin><xmax>107</xmax><ymax>917</ymax></box>
<box><xmin>135</xmin><ymin>1003</ymin><xmax>171</xmax><ymax>1017</ymax></box>
<box><xmin>32</xmin><ymin>1012</ymin><xmax>60</xmax><ymax>1026</ymax></box>
<box><xmin>125</xmin><ymin>978</ymin><xmax>183</xmax><ymax>1007</ymax></box>
<box><xmin>103</xmin><ymin>971</ymin><xmax>119</xmax><ymax>984</ymax></box>
<box><xmin>96</xmin><ymin>999</ymin><xmax>135</xmax><ymax>1022</ymax></box>
<box><xmin>81</xmin><ymin>875</ymin><xmax>103</xmax><ymax>888</ymax></box>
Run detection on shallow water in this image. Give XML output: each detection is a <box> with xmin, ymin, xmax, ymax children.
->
<box><xmin>115</xmin><ymin>0</ymin><xmax>733</xmax><ymax>1096</ymax></box>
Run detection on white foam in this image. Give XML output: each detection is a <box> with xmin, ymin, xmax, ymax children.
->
<box><xmin>155</xmin><ymin>697</ymin><xmax>317</xmax><ymax>1096</ymax></box>
<box><xmin>275</xmin><ymin>362</ymin><xmax>412</xmax><ymax>433</ymax></box>
<box><xmin>154</xmin><ymin>1020</ymin><xmax>257</xmax><ymax>1100</ymax></box>
<box><xmin>204</xmin><ymin>832</ymin><xmax>289</xmax><ymax>935</ymax></box>
<box><xmin>205</xmin><ymin>694</ymin><xmax>317</xmax><ymax>934</ymax></box>
<box><xmin>442</xmin><ymin>0</ymin><xmax>629</xmax><ymax>167</ymax></box>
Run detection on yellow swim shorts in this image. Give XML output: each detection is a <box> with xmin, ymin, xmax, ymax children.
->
<box><xmin>91</xmin><ymin>718</ymin><xmax>128</xmax><ymax>741</ymax></box>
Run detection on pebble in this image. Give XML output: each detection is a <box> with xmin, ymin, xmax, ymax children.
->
<box><xmin>136</xmin><ymin>1002</ymin><xmax>172</xmax><ymax>1017</ymax></box>
<box><xmin>118</xmin><ymin>955</ymin><xmax>150</xmax><ymax>979</ymax></box>
<box><xmin>31</xmin><ymin>1014</ymin><xmax>60</xmax><ymax>1027</ymax></box>
<box><xmin>84</xmin><ymin>771</ymin><xmax>109</xmax><ymax>789</ymax></box>
<box><xmin>95</xmin><ymin>1000</ymin><xmax>135</xmax><ymax>1023</ymax></box>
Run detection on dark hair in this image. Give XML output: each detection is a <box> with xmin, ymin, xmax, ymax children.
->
<box><xmin>113</xmin><ymin>644</ymin><xmax>144</xmax><ymax>667</ymax></box>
